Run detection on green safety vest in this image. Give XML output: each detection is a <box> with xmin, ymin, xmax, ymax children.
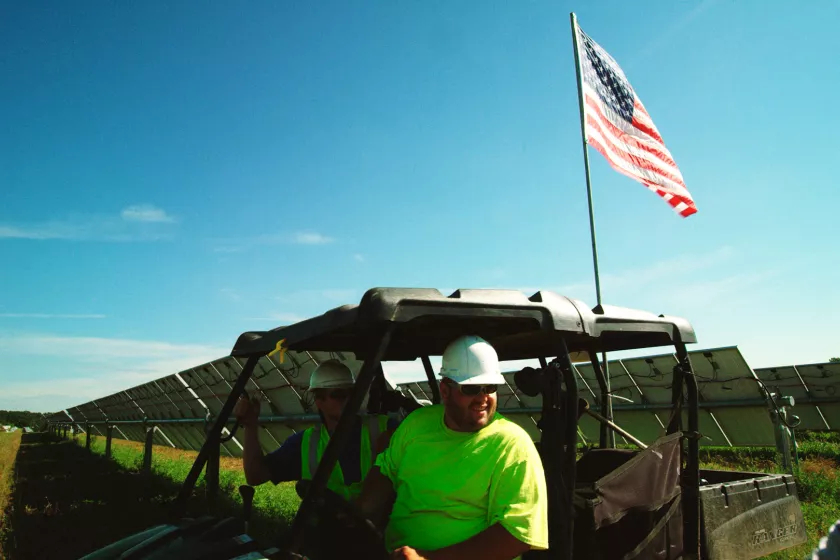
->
<box><xmin>300</xmin><ymin>414</ymin><xmax>390</xmax><ymax>501</ymax></box>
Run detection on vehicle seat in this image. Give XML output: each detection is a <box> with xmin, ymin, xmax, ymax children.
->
<box><xmin>575</xmin><ymin>448</ymin><xmax>639</xmax><ymax>485</ymax></box>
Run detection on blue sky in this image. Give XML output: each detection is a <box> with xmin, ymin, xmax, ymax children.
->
<box><xmin>1</xmin><ymin>1</ymin><xmax>838</xmax><ymax>413</ymax></box>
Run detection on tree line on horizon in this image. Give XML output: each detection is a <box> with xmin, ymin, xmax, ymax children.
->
<box><xmin>0</xmin><ymin>410</ymin><xmax>45</xmax><ymax>430</ymax></box>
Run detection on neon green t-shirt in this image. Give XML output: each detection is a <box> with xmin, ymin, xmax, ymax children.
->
<box><xmin>375</xmin><ymin>404</ymin><xmax>548</xmax><ymax>553</ymax></box>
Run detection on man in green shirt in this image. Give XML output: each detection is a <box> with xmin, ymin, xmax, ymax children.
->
<box><xmin>358</xmin><ymin>335</ymin><xmax>548</xmax><ymax>560</ymax></box>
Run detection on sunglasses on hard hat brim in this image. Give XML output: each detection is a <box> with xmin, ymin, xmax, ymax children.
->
<box><xmin>448</xmin><ymin>381</ymin><xmax>498</xmax><ymax>397</ymax></box>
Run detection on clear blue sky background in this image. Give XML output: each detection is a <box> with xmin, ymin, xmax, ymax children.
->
<box><xmin>1</xmin><ymin>0</ymin><xmax>838</xmax><ymax>413</ymax></box>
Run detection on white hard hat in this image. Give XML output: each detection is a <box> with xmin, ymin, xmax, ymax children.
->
<box><xmin>439</xmin><ymin>335</ymin><xmax>506</xmax><ymax>385</ymax></box>
<box><xmin>309</xmin><ymin>360</ymin><xmax>355</xmax><ymax>390</ymax></box>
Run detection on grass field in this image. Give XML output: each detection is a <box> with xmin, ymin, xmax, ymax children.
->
<box><xmin>0</xmin><ymin>431</ymin><xmax>299</xmax><ymax>559</ymax></box>
<box><xmin>0</xmin><ymin>431</ymin><xmax>22</xmax><ymax>555</ymax></box>
<box><xmin>0</xmin><ymin>430</ymin><xmax>838</xmax><ymax>559</ymax></box>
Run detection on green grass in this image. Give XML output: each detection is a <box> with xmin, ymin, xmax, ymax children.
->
<box><xmin>2</xmin><ymin>431</ymin><xmax>839</xmax><ymax>559</ymax></box>
<box><xmin>77</xmin><ymin>435</ymin><xmax>840</xmax><ymax>559</ymax></box>
<box><xmin>84</xmin><ymin>435</ymin><xmax>302</xmax><ymax>528</ymax></box>
<box><xmin>0</xmin><ymin>432</ymin><xmax>300</xmax><ymax>559</ymax></box>
<box><xmin>0</xmin><ymin>431</ymin><xmax>23</xmax><ymax>558</ymax></box>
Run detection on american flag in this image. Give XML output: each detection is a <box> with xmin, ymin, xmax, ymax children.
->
<box><xmin>574</xmin><ymin>23</ymin><xmax>697</xmax><ymax>217</ymax></box>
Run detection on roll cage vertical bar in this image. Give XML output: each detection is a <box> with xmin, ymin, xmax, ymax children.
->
<box><xmin>559</xmin><ymin>342</ymin><xmax>579</xmax><ymax>560</ymax></box>
<box><xmin>285</xmin><ymin>323</ymin><xmax>397</xmax><ymax>555</ymax></box>
<box><xmin>667</xmin><ymin>356</ymin><xmax>685</xmax><ymax>436</ymax></box>
<box><xmin>541</xmin><ymin>338</ymin><xmax>578</xmax><ymax>560</ymax></box>
<box><xmin>420</xmin><ymin>355</ymin><xmax>441</xmax><ymax>405</ymax></box>
<box><xmin>587</xmin><ymin>350</ymin><xmax>610</xmax><ymax>448</ymax></box>
<box><xmin>676</xmin><ymin>341</ymin><xmax>701</xmax><ymax>560</ymax></box>
<box><xmin>176</xmin><ymin>355</ymin><xmax>260</xmax><ymax>504</ymax></box>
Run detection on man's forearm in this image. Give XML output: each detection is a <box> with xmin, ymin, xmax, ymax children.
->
<box><xmin>241</xmin><ymin>424</ymin><xmax>270</xmax><ymax>485</ymax></box>
<box><xmin>424</xmin><ymin>523</ymin><xmax>531</xmax><ymax>560</ymax></box>
<box><xmin>356</xmin><ymin>466</ymin><xmax>396</xmax><ymax>528</ymax></box>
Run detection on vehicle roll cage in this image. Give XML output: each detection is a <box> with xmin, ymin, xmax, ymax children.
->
<box><xmin>173</xmin><ymin>287</ymin><xmax>701</xmax><ymax>560</ymax></box>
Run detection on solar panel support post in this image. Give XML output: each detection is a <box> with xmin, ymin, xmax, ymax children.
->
<box><xmin>770</xmin><ymin>399</ymin><xmax>795</xmax><ymax>474</ymax></box>
<box><xmin>286</xmin><ymin>324</ymin><xmax>396</xmax><ymax>556</ymax></box>
<box><xmin>570</xmin><ymin>12</ymin><xmax>614</xmax><ymax>447</ymax></box>
<box><xmin>176</xmin><ymin>355</ymin><xmax>260</xmax><ymax>504</ymax></box>
<box><xmin>143</xmin><ymin>424</ymin><xmax>154</xmax><ymax>475</ymax></box>
<box><xmin>780</xmin><ymin>422</ymin><xmax>793</xmax><ymax>473</ymax></box>
<box><xmin>105</xmin><ymin>425</ymin><xmax>114</xmax><ymax>459</ymax></box>
<box><xmin>85</xmin><ymin>423</ymin><xmax>91</xmax><ymax>450</ymax></box>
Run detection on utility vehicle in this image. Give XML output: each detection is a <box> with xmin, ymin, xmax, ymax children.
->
<box><xmin>79</xmin><ymin>287</ymin><xmax>808</xmax><ymax>560</ymax></box>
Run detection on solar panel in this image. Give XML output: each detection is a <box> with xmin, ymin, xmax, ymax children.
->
<box><xmin>131</xmin><ymin>381</ymin><xmax>201</xmax><ymax>450</ymax></box>
<box><xmin>792</xmin><ymin>362</ymin><xmax>840</xmax><ymax>428</ymax></box>
<box><xmin>689</xmin><ymin>349</ymin><xmax>772</xmax><ymax>446</ymax></box>
<box><xmin>96</xmin><ymin>392</ymin><xmax>143</xmax><ymax>443</ymax></box>
<box><xmin>574</xmin><ymin>358</ymin><xmax>671</xmax><ymax>446</ymax></box>
<box><xmin>755</xmin><ymin>361</ymin><xmax>840</xmax><ymax>431</ymax></box>
<box><xmin>79</xmin><ymin>400</ymin><xmax>107</xmax><ymax>422</ymax></box>
<box><xmin>169</xmin><ymin>367</ymin><xmax>239</xmax><ymax>456</ymax></box>
<box><xmin>66</xmin><ymin>406</ymin><xmax>86</xmax><ymax>430</ymax></box>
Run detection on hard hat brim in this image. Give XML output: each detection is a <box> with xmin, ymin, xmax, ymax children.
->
<box><xmin>443</xmin><ymin>371</ymin><xmax>506</xmax><ymax>385</ymax></box>
<box><xmin>306</xmin><ymin>381</ymin><xmax>355</xmax><ymax>391</ymax></box>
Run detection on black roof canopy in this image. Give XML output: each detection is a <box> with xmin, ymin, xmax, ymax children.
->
<box><xmin>231</xmin><ymin>288</ymin><xmax>696</xmax><ymax>362</ymax></box>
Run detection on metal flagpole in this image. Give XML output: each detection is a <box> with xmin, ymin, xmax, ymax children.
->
<box><xmin>570</xmin><ymin>12</ymin><xmax>614</xmax><ymax>447</ymax></box>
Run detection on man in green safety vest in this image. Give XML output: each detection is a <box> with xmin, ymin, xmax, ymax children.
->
<box><xmin>357</xmin><ymin>335</ymin><xmax>549</xmax><ymax>560</ymax></box>
<box><xmin>233</xmin><ymin>359</ymin><xmax>398</xmax><ymax>501</ymax></box>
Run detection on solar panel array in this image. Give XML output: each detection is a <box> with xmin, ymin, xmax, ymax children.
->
<box><xmin>49</xmin><ymin>345</ymin><xmax>840</xmax><ymax>456</ymax></box>
<box><xmin>51</xmin><ymin>350</ymin><xmax>368</xmax><ymax>457</ymax></box>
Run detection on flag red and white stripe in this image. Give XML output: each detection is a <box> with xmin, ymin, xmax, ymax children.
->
<box><xmin>574</xmin><ymin>22</ymin><xmax>698</xmax><ymax>217</ymax></box>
